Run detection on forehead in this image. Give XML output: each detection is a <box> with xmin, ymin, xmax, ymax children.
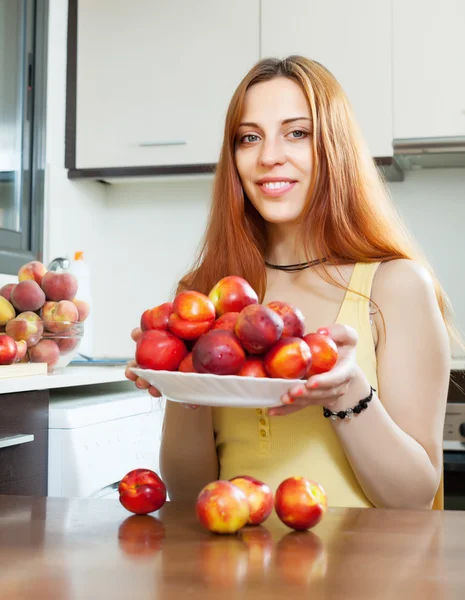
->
<box><xmin>241</xmin><ymin>77</ymin><xmax>310</xmax><ymax>121</ymax></box>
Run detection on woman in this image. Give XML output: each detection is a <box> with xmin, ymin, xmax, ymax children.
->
<box><xmin>126</xmin><ymin>56</ymin><xmax>453</xmax><ymax>509</ymax></box>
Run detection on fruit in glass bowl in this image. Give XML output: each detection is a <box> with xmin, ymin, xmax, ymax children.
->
<box><xmin>29</xmin><ymin>321</ymin><xmax>84</xmax><ymax>372</ymax></box>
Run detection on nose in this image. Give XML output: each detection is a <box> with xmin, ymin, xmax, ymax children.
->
<box><xmin>258</xmin><ymin>136</ymin><xmax>286</xmax><ymax>167</ymax></box>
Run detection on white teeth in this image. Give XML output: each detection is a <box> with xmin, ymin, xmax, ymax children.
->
<box><xmin>261</xmin><ymin>181</ymin><xmax>291</xmax><ymax>190</ymax></box>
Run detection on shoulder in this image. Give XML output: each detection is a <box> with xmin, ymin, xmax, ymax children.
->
<box><xmin>371</xmin><ymin>259</ymin><xmax>436</xmax><ymax>304</ymax></box>
<box><xmin>370</xmin><ymin>259</ymin><xmax>444</xmax><ymax>347</ymax></box>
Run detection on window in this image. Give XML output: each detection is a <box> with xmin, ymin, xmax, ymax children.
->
<box><xmin>0</xmin><ymin>0</ymin><xmax>47</xmax><ymax>275</ymax></box>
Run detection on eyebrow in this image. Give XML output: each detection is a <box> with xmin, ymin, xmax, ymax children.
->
<box><xmin>238</xmin><ymin>117</ymin><xmax>311</xmax><ymax>128</ymax></box>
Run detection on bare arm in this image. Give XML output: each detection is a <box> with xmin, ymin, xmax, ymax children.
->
<box><xmin>271</xmin><ymin>259</ymin><xmax>450</xmax><ymax>508</ymax></box>
<box><xmin>332</xmin><ymin>259</ymin><xmax>450</xmax><ymax>508</ymax></box>
<box><xmin>159</xmin><ymin>402</ymin><xmax>219</xmax><ymax>501</ymax></box>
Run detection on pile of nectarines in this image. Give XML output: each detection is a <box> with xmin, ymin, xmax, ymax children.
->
<box><xmin>196</xmin><ymin>475</ymin><xmax>328</xmax><ymax>534</ymax></box>
<box><xmin>0</xmin><ymin>260</ymin><xmax>90</xmax><ymax>370</ymax></box>
<box><xmin>136</xmin><ymin>276</ymin><xmax>338</xmax><ymax>379</ymax></box>
<box><xmin>117</xmin><ymin>467</ymin><xmax>328</xmax><ymax>534</ymax></box>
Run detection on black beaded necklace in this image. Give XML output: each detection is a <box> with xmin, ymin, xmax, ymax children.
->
<box><xmin>264</xmin><ymin>257</ymin><xmax>328</xmax><ymax>273</ymax></box>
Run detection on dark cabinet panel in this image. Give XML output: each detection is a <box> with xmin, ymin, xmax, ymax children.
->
<box><xmin>0</xmin><ymin>390</ymin><xmax>49</xmax><ymax>496</ymax></box>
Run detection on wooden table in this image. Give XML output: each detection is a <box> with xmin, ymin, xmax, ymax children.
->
<box><xmin>0</xmin><ymin>496</ymin><xmax>464</xmax><ymax>599</ymax></box>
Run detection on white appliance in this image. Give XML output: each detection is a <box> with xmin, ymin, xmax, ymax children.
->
<box><xmin>48</xmin><ymin>382</ymin><xmax>164</xmax><ymax>499</ymax></box>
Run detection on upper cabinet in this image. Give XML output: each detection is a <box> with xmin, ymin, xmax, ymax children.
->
<box><xmin>71</xmin><ymin>0</ymin><xmax>259</xmax><ymax>171</ymax></box>
<box><xmin>393</xmin><ymin>0</ymin><xmax>465</xmax><ymax>140</ymax></box>
<box><xmin>260</xmin><ymin>0</ymin><xmax>393</xmax><ymax>158</ymax></box>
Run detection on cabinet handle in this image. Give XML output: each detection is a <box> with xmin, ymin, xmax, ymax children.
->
<box><xmin>0</xmin><ymin>434</ymin><xmax>34</xmax><ymax>449</ymax></box>
<box><xmin>138</xmin><ymin>140</ymin><xmax>187</xmax><ymax>147</ymax></box>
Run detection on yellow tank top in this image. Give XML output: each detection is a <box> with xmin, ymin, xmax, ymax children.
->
<box><xmin>212</xmin><ymin>262</ymin><xmax>444</xmax><ymax>509</ymax></box>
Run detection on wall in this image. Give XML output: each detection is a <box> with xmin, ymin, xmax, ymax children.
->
<box><xmin>43</xmin><ymin>0</ymin><xmax>109</xmax><ymax>356</ymax></box>
<box><xmin>103</xmin><ymin>178</ymin><xmax>212</xmax><ymax>357</ymax></box>
<box><xmin>388</xmin><ymin>168</ymin><xmax>465</xmax><ymax>355</ymax></box>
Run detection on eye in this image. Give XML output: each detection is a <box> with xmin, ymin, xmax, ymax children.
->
<box><xmin>289</xmin><ymin>130</ymin><xmax>307</xmax><ymax>139</ymax></box>
<box><xmin>239</xmin><ymin>134</ymin><xmax>261</xmax><ymax>144</ymax></box>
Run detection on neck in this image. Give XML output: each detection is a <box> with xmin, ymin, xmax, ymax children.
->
<box><xmin>265</xmin><ymin>222</ymin><xmax>314</xmax><ymax>265</ymax></box>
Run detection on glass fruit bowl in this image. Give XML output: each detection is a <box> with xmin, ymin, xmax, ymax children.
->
<box><xmin>30</xmin><ymin>321</ymin><xmax>84</xmax><ymax>372</ymax></box>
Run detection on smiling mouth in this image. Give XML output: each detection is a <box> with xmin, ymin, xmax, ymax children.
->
<box><xmin>257</xmin><ymin>180</ymin><xmax>297</xmax><ymax>196</ymax></box>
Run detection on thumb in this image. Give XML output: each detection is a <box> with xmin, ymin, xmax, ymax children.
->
<box><xmin>131</xmin><ymin>327</ymin><xmax>142</xmax><ymax>343</ymax></box>
<box><xmin>317</xmin><ymin>324</ymin><xmax>358</xmax><ymax>347</ymax></box>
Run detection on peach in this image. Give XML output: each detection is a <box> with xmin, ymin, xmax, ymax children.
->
<box><xmin>28</xmin><ymin>338</ymin><xmax>61</xmax><ymax>371</ymax></box>
<box><xmin>140</xmin><ymin>301</ymin><xmax>173</xmax><ymax>331</ymax></box>
<box><xmin>229</xmin><ymin>475</ymin><xmax>274</xmax><ymax>525</ymax></box>
<box><xmin>173</xmin><ymin>291</ymin><xmax>215</xmax><ymax>323</ymax></box>
<box><xmin>267</xmin><ymin>300</ymin><xmax>305</xmax><ymax>338</ymax></box>
<box><xmin>211</xmin><ymin>312</ymin><xmax>240</xmax><ymax>333</ymax></box>
<box><xmin>56</xmin><ymin>335</ymin><xmax>81</xmax><ymax>355</ymax></box>
<box><xmin>275</xmin><ymin>477</ymin><xmax>328</xmax><ymax>531</ymax></box>
<box><xmin>15</xmin><ymin>340</ymin><xmax>28</xmax><ymax>362</ymax></box>
<box><xmin>18</xmin><ymin>260</ymin><xmax>47</xmax><ymax>286</ymax></box>
<box><xmin>6</xmin><ymin>311</ymin><xmax>44</xmax><ymax>347</ymax></box>
<box><xmin>72</xmin><ymin>299</ymin><xmax>90</xmax><ymax>322</ymax></box>
<box><xmin>0</xmin><ymin>296</ymin><xmax>16</xmax><ymax>326</ymax></box>
<box><xmin>208</xmin><ymin>276</ymin><xmax>258</xmax><ymax>316</ymax></box>
<box><xmin>178</xmin><ymin>352</ymin><xmax>196</xmax><ymax>373</ymax></box>
<box><xmin>302</xmin><ymin>333</ymin><xmax>339</xmax><ymax>376</ymax></box>
<box><xmin>0</xmin><ymin>283</ymin><xmax>16</xmax><ymax>303</ymax></box>
<box><xmin>235</xmin><ymin>304</ymin><xmax>283</xmax><ymax>354</ymax></box>
<box><xmin>168</xmin><ymin>312</ymin><xmax>213</xmax><ymax>340</ymax></box>
<box><xmin>196</xmin><ymin>480</ymin><xmax>250</xmax><ymax>534</ymax></box>
<box><xmin>0</xmin><ymin>334</ymin><xmax>18</xmax><ymax>365</ymax></box>
<box><xmin>41</xmin><ymin>301</ymin><xmax>79</xmax><ymax>333</ymax></box>
<box><xmin>136</xmin><ymin>329</ymin><xmax>187</xmax><ymax>371</ymax></box>
<box><xmin>10</xmin><ymin>280</ymin><xmax>45</xmax><ymax>312</ymax></box>
<box><xmin>238</xmin><ymin>358</ymin><xmax>268</xmax><ymax>378</ymax></box>
<box><xmin>167</xmin><ymin>291</ymin><xmax>215</xmax><ymax>341</ymax></box>
<box><xmin>264</xmin><ymin>337</ymin><xmax>312</xmax><ymax>379</ymax></box>
<box><xmin>119</xmin><ymin>468</ymin><xmax>167</xmax><ymax>515</ymax></box>
<box><xmin>192</xmin><ymin>329</ymin><xmax>245</xmax><ymax>375</ymax></box>
<box><xmin>41</xmin><ymin>271</ymin><xmax>78</xmax><ymax>302</ymax></box>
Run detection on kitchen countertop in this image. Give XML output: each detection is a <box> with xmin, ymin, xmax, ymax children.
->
<box><xmin>0</xmin><ymin>496</ymin><xmax>463</xmax><ymax>599</ymax></box>
<box><xmin>0</xmin><ymin>365</ymin><xmax>128</xmax><ymax>395</ymax></box>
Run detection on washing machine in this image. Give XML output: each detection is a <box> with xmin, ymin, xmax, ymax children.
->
<box><xmin>48</xmin><ymin>381</ymin><xmax>165</xmax><ymax>499</ymax></box>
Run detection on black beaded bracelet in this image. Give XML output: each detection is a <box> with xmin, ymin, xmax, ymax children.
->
<box><xmin>323</xmin><ymin>387</ymin><xmax>376</xmax><ymax>420</ymax></box>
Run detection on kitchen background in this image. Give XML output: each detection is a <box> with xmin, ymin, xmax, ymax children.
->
<box><xmin>2</xmin><ymin>0</ymin><xmax>465</xmax><ymax>359</ymax></box>
<box><xmin>1</xmin><ymin>1</ymin><xmax>465</xmax><ymax>505</ymax></box>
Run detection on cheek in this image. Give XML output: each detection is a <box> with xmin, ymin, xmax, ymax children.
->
<box><xmin>235</xmin><ymin>152</ymin><xmax>255</xmax><ymax>192</ymax></box>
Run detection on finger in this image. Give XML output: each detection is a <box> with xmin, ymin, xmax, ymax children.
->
<box><xmin>124</xmin><ymin>367</ymin><xmax>137</xmax><ymax>381</ymax></box>
<box><xmin>306</xmin><ymin>365</ymin><xmax>353</xmax><ymax>390</ymax></box>
<box><xmin>135</xmin><ymin>377</ymin><xmax>150</xmax><ymax>390</ymax></box>
<box><xmin>131</xmin><ymin>327</ymin><xmax>142</xmax><ymax>343</ymax></box>
<box><xmin>318</xmin><ymin>323</ymin><xmax>358</xmax><ymax>347</ymax></box>
<box><xmin>125</xmin><ymin>364</ymin><xmax>137</xmax><ymax>382</ymax></box>
<box><xmin>268</xmin><ymin>404</ymin><xmax>303</xmax><ymax>417</ymax></box>
<box><xmin>149</xmin><ymin>386</ymin><xmax>162</xmax><ymax>398</ymax></box>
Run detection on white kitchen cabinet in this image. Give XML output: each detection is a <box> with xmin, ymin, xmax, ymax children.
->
<box><xmin>260</xmin><ymin>0</ymin><xmax>393</xmax><ymax>157</ymax></box>
<box><xmin>393</xmin><ymin>0</ymin><xmax>465</xmax><ymax>140</ymax></box>
<box><xmin>75</xmin><ymin>0</ymin><xmax>259</xmax><ymax>169</ymax></box>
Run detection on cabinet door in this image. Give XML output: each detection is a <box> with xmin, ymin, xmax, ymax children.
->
<box><xmin>261</xmin><ymin>0</ymin><xmax>393</xmax><ymax>157</ymax></box>
<box><xmin>393</xmin><ymin>0</ymin><xmax>465</xmax><ymax>139</ymax></box>
<box><xmin>75</xmin><ymin>0</ymin><xmax>259</xmax><ymax>169</ymax></box>
<box><xmin>0</xmin><ymin>391</ymin><xmax>49</xmax><ymax>496</ymax></box>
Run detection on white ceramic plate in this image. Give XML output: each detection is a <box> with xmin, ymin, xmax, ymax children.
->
<box><xmin>130</xmin><ymin>368</ymin><xmax>303</xmax><ymax>408</ymax></box>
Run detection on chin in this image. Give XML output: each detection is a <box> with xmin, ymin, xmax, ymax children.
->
<box><xmin>255</xmin><ymin>204</ymin><xmax>304</xmax><ymax>224</ymax></box>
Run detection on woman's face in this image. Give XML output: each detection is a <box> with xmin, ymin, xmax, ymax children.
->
<box><xmin>235</xmin><ymin>77</ymin><xmax>313</xmax><ymax>225</ymax></box>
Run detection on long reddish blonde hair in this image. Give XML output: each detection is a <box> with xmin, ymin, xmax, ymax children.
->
<box><xmin>178</xmin><ymin>56</ymin><xmax>456</xmax><ymax>339</ymax></box>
